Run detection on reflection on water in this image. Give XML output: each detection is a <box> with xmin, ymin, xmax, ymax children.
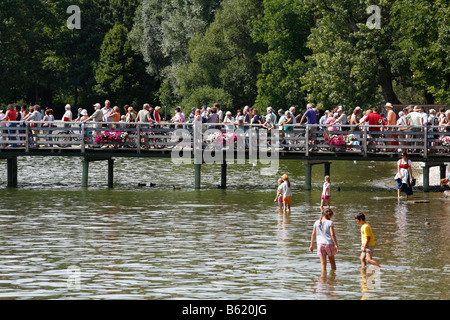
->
<box><xmin>0</xmin><ymin>157</ymin><xmax>448</xmax><ymax>299</ymax></box>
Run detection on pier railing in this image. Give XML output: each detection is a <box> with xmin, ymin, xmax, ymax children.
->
<box><xmin>0</xmin><ymin>121</ymin><xmax>448</xmax><ymax>158</ymax></box>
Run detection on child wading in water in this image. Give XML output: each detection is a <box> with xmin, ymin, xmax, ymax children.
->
<box><xmin>278</xmin><ymin>174</ymin><xmax>292</xmax><ymax>214</ymax></box>
<box><xmin>320</xmin><ymin>175</ymin><xmax>331</xmax><ymax>210</ymax></box>
<box><xmin>274</xmin><ymin>178</ymin><xmax>284</xmax><ymax>210</ymax></box>
<box><xmin>309</xmin><ymin>209</ymin><xmax>339</xmax><ymax>271</ymax></box>
<box><xmin>355</xmin><ymin>213</ymin><xmax>381</xmax><ymax>268</ymax></box>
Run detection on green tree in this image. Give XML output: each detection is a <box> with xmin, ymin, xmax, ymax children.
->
<box><xmin>251</xmin><ymin>0</ymin><xmax>315</xmax><ymax>112</ymax></box>
<box><xmin>0</xmin><ymin>0</ymin><xmax>51</xmax><ymax>105</ymax></box>
<box><xmin>392</xmin><ymin>0</ymin><xmax>449</xmax><ymax>104</ymax></box>
<box><xmin>181</xmin><ymin>85</ymin><xmax>233</xmax><ymax>111</ymax></box>
<box><xmin>300</xmin><ymin>0</ymin><xmax>412</xmax><ymax>111</ymax></box>
<box><xmin>129</xmin><ymin>0</ymin><xmax>222</xmax><ymax>102</ymax></box>
<box><xmin>94</xmin><ymin>22</ymin><xmax>154</xmax><ymax>107</ymax></box>
<box><xmin>177</xmin><ymin>0</ymin><xmax>264</xmax><ymax>110</ymax></box>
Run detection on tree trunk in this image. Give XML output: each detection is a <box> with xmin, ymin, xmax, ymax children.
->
<box><xmin>424</xmin><ymin>91</ymin><xmax>435</xmax><ymax>104</ymax></box>
<box><xmin>378</xmin><ymin>68</ymin><xmax>401</xmax><ymax>104</ymax></box>
<box><xmin>73</xmin><ymin>86</ymin><xmax>78</xmax><ymax>107</ymax></box>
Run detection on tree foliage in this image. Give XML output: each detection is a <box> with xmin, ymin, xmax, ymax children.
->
<box><xmin>251</xmin><ymin>0</ymin><xmax>315</xmax><ymax>112</ymax></box>
<box><xmin>177</xmin><ymin>0</ymin><xmax>264</xmax><ymax>110</ymax></box>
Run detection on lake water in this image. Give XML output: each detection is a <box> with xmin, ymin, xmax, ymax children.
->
<box><xmin>0</xmin><ymin>157</ymin><xmax>448</xmax><ymax>300</ymax></box>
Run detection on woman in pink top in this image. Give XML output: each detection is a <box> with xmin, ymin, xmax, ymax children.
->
<box><xmin>326</xmin><ymin>113</ymin><xmax>339</xmax><ymax>131</ymax></box>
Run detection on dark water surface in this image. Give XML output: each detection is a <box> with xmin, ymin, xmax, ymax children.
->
<box><xmin>0</xmin><ymin>157</ymin><xmax>448</xmax><ymax>299</ymax></box>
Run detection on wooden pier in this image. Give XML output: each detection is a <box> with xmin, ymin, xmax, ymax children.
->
<box><xmin>0</xmin><ymin>121</ymin><xmax>448</xmax><ymax>190</ymax></box>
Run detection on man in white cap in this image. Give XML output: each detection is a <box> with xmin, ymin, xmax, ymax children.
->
<box><xmin>62</xmin><ymin>104</ymin><xmax>73</xmax><ymax>128</ymax></box>
<box><xmin>84</xmin><ymin>103</ymin><xmax>103</xmax><ymax>140</ymax></box>
<box><xmin>336</xmin><ymin>106</ymin><xmax>347</xmax><ymax>130</ymax></box>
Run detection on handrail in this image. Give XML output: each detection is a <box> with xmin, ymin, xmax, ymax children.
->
<box><xmin>0</xmin><ymin>120</ymin><xmax>448</xmax><ymax>157</ymax></box>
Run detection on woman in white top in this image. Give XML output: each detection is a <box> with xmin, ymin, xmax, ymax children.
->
<box><xmin>309</xmin><ymin>208</ymin><xmax>339</xmax><ymax>272</ymax></box>
<box><xmin>222</xmin><ymin>111</ymin><xmax>235</xmax><ymax>131</ymax></box>
<box><xmin>394</xmin><ymin>152</ymin><xmax>414</xmax><ymax>200</ymax></box>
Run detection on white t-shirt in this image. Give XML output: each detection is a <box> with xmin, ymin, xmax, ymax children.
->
<box><xmin>322</xmin><ymin>182</ymin><xmax>330</xmax><ymax>197</ymax></box>
<box><xmin>281</xmin><ymin>181</ymin><xmax>292</xmax><ymax>197</ymax></box>
<box><xmin>63</xmin><ymin>110</ymin><xmax>72</xmax><ymax>121</ymax></box>
<box><xmin>313</xmin><ymin>219</ymin><xmax>335</xmax><ymax>245</ymax></box>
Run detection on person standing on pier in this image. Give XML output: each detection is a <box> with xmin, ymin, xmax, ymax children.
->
<box><xmin>3</xmin><ymin>104</ymin><xmax>18</xmax><ymax>147</ymax></box>
<box><xmin>84</xmin><ymin>103</ymin><xmax>103</xmax><ymax>141</ymax></box>
<box><xmin>101</xmin><ymin>100</ymin><xmax>113</xmax><ymax>127</ymax></box>
<box><xmin>385</xmin><ymin>103</ymin><xmax>397</xmax><ymax>148</ymax></box>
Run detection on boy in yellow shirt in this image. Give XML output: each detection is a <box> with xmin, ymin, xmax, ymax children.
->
<box><xmin>355</xmin><ymin>213</ymin><xmax>381</xmax><ymax>268</ymax></box>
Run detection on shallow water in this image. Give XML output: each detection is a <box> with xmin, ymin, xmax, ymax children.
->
<box><xmin>0</xmin><ymin>157</ymin><xmax>448</xmax><ymax>300</ymax></box>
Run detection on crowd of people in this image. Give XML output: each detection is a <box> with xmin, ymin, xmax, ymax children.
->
<box><xmin>0</xmin><ymin>100</ymin><xmax>449</xmax><ymax>150</ymax></box>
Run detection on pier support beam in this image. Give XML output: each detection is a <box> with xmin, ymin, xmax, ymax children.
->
<box><xmin>194</xmin><ymin>164</ymin><xmax>201</xmax><ymax>189</ymax></box>
<box><xmin>324</xmin><ymin>162</ymin><xmax>331</xmax><ymax>177</ymax></box>
<box><xmin>82</xmin><ymin>159</ymin><xmax>89</xmax><ymax>188</ymax></box>
<box><xmin>304</xmin><ymin>160</ymin><xmax>331</xmax><ymax>191</ymax></box>
<box><xmin>82</xmin><ymin>157</ymin><xmax>114</xmax><ymax>188</ymax></box>
<box><xmin>7</xmin><ymin>157</ymin><xmax>18</xmax><ymax>188</ymax></box>
<box><xmin>440</xmin><ymin>164</ymin><xmax>447</xmax><ymax>180</ymax></box>
<box><xmin>422</xmin><ymin>166</ymin><xmax>430</xmax><ymax>192</ymax></box>
<box><xmin>305</xmin><ymin>163</ymin><xmax>312</xmax><ymax>191</ymax></box>
<box><xmin>108</xmin><ymin>159</ymin><xmax>114</xmax><ymax>188</ymax></box>
<box><xmin>221</xmin><ymin>162</ymin><xmax>227</xmax><ymax>189</ymax></box>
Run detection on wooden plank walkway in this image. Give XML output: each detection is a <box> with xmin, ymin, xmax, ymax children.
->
<box><xmin>0</xmin><ymin>121</ymin><xmax>448</xmax><ymax>189</ymax></box>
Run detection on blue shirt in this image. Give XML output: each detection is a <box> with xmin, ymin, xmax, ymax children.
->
<box><xmin>304</xmin><ymin>109</ymin><xmax>317</xmax><ymax>124</ymax></box>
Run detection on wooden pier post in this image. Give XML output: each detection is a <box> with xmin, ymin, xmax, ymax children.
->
<box><xmin>324</xmin><ymin>162</ymin><xmax>331</xmax><ymax>177</ymax></box>
<box><xmin>422</xmin><ymin>166</ymin><xmax>430</xmax><ymax>192</ymax></box>
<box><xmin>108</xmin><ymin>159</ymin><xmax>114</xmax><ymax>188</ymax></box>
<box><xmin>221</xmin><ymin>162</ymin><xmax>227</xmax><ymax>189</ymax></box>
<box><xmin>194</xmin><ymin>163</ymin><xmax>201</xmax><ymax>189</ymax></box>
<box><xmin>440</xmin><ymin>164</ymin><xmax>447</xmax><ymax>180</ymax></box>
<box><xmin>7</xmin><ymin>156</ymin><xmax>18</xmax><ymax>188</ymax></box>
<box><xmin>82</xmin><ymin>158</ymin><xmax>89</xmax><ymax>188</ymax></box>
<box><xmin>305</xmin><ymin>162</ymin><xmax>312</xmax><ymax>191</ymax></box>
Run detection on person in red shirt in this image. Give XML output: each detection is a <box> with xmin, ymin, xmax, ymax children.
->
<box><xmin>362</xmin><ymin>107</ymin><xmax>383</xmax><ymax>149</ymax></box>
